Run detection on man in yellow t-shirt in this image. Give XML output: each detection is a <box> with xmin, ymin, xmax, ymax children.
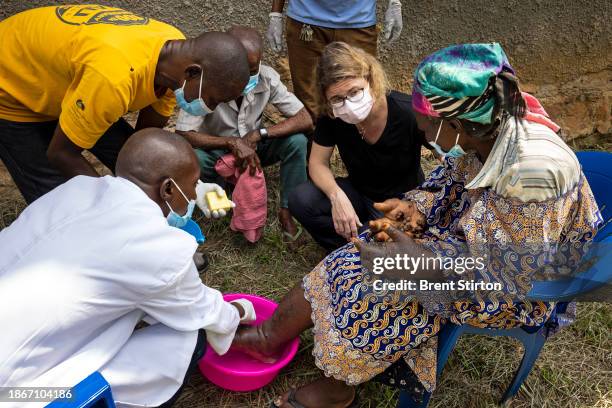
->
<box><xmin>0</xmin><ymin>5</ymin><xmax>250</xmax><ymax>203</ymax></box>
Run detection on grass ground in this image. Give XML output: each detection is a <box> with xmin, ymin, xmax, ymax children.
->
<box><xmin>0</xmin><ymin>132</ymin><xmax>609</xmax><ymax>408</ymax></box>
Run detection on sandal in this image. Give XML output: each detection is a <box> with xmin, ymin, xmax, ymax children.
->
<box><xmin>282</xmin><ymin>224</ymin><xmax>307</xmax><ymax>251</ymax></box>
<box><xmin>269</xmin><ymin>387</ymin><xmax>359</xmax><ymax>408</ymax></box>
<box><xmin>282</xmin><ymin>224</ymin><xmax>303</xmax><ymax>243</ymax></box>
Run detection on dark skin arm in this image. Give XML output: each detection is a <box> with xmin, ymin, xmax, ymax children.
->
<box><xmin>135</xmin><ymin>105</ymin><xmax>169</xmax><ymax>130</ymax></box>
<box><xmin>175</xmin><ymin>129</ymin><xmax>231</xmax><ymax>150</ymax></box>
<box><xmin>243</xmin><ymin>107</ymin><xmax>313</xmax><ymax>146</ymax></box>
<box><xmin>47</xmin><ymin>105</ymin><xmax>169</xmax><ymax>179</ymax></box>
<box><xmin>47</xmin><ymin>125</ymin><xmax>99</xmax><ymax>178</ymax></box>
<box><xmin>175</xmin><ymin>129</ymin><xmax>262</xmax><ymax>176</ymax></box>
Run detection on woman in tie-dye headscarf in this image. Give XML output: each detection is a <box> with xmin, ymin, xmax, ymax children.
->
<box><xmin>231</xmin><ymin>43</ymin><xmax>601</xmax><ymax>408</ymax></box>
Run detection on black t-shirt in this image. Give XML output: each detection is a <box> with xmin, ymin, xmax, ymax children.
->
<box><xmin>314</xmin><ymin>91</ymin><xmax>427</xmax><ymax>202</ymax></box>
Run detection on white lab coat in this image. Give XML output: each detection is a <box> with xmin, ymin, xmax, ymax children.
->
<box><xmin>0</xmin><ymin>176</ymin><xmax>240</xmax><ymax>407</ymax></box>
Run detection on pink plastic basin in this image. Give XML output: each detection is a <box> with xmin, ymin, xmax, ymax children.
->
<box><xmin>198</xmin><ymin>293</ymin><xmax>300</xmax><ymax>392</ymax></box>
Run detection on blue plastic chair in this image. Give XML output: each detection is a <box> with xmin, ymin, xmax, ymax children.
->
<box><xmin>45</xmin><ymin>372</ymin><xmax>115</xmax><ymax>408</ymax></box>
<box><xmin>398</xmin><ymin>151</ymin><xmax>612</xmax><ymax>407</ymax></box>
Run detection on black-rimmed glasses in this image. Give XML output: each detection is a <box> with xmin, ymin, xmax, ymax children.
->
<box><xmin>329</xmin><ymin>87</ymin><xmax>366</xmax><ymax>108</ymax></box>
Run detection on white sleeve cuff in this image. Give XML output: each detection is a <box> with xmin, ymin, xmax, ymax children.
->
<box><xmin>204</xmin><ymin>299</ymin><xmax>241</xmax><ymax>355</ymax></box>
<box><xmin>206</xmin><ymin>330</ymin><xmax>236</xmax><ymax>355</ymax></box>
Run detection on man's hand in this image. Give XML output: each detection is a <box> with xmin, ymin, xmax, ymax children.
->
<box><xmin>330</xmin><ymin>188</ymin><xmax>363</xmax><ymax>240</ymax></box>
<box><xmin>227</xmin><ymin>138</ymin><xmax>262</xmax><ymax>176</ymax></box>
<box><xmin>266</xmin><ymin>12</ymin><xmax>284</xmax><ymax>52</ymax></box>
<box><xmin>195</xmin><ymin>181</ymin><xmax>236</xmax><ymax>218</ymax></box>
<box><xmin>384</xmin><ymin>0</ymin><xmax>403</xmax><ymax>43</ymax></box>
<box><xmin>244</xmin><ymin>129</ymin><xmax>262</xmax><ymax>149</ymax></box>
<box><xmin>230</xmin><ymin>299</ymin><xmax>257</xmax><ymax>323</ymax></box>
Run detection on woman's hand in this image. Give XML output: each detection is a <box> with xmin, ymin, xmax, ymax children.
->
<box><xmin>330</xmin><ymin>188</ymin><xmax>363</xmax><ymax>241</ymax></box>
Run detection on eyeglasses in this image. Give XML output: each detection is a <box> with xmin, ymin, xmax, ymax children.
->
<box><xmin>329</xmin><ymin>87</ymin><xmax>365</xmax><ymax>108</ymax></box>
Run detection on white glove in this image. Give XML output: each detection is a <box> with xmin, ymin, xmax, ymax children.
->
<box><xmin>267</xmin><ymin>12</ymin><xmax>284</xmax><ymax>52</ymax></box>
<box><xmin>195</xmin><ymin>180</ymin><xmax>235</xmax><ymax>219</ymax></box>
<box><xmin>230</xmin><ymin>298</ymin><xmax>257</xmax><ymax>323</ymax></box>
<box><xmin>384</xmin><ymin>0</ymin><xmax>403</xmax><ymax>43</ymax></box>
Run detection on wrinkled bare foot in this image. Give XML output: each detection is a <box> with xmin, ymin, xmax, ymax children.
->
<box><xmin>231</xmin><ymin>324</ymin><xmax>283</xmax><ymax>364</ymax></box>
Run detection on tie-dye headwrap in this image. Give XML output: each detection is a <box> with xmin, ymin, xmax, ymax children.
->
<box><xmin>412</xmin><ymin>43</ymin><xmax>515</xmax><ymax>124</ymax></box>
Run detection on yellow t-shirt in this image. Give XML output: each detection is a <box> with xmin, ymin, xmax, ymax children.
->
<box><xmin>0</xmin><ymin>5</ymin><xmax>185</xmax><ymax>148</ymax></box>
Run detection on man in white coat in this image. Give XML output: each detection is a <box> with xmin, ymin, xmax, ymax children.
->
<box><xmin>0</xmin><ymin>128</ymin><xmax>254</xmax><ymax>407</ymax></box>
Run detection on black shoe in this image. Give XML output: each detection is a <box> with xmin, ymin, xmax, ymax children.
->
<box><xmin>193</xmin><ymin>252</ymin><xmax>210</xmax><ymax>275</ymax></box>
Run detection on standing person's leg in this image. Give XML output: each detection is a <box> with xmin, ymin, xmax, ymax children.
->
<box><xmin>286</xmin><ymin>18</ymin><xmax>332</xmax><ymax>120</ymax></box>
<box><xmin>0</xmin><ymin>119</ymin><xmax>67</xmax><ymax>203</ymax></box>
<box><xmin>88</xmin><ymin>118</ymin><xmax>135</xmax><ymax>173</ymax></box>
<box><xmin>257</xmin><ymin>134</ymin><xmax>307</xmax><ymax>238</ymax></box>
<box><xmin>288</xmin><ymin>177</ymin><xmax>369</xmax><ymax>252</ymax></box>
<box><xmin>334</xmin><ymin>25</ymin><xmax>378</xmax><ymax>57</ymax></box>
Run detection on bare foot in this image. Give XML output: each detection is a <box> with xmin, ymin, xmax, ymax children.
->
<box><xmin>231</xmin><ymin>324</ymin><xmax>283</xmax><ymax>364</ymax></box>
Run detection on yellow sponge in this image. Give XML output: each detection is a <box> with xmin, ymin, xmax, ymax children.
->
<box><xmin>205</xmin><ymin>191</ymin><xmax>233</xmax><ymax>212</ymax></box>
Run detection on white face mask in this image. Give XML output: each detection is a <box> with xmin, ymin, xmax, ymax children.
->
<box><xmin>332</xmin><ymin>87</ymin><xmax>374</xmax><ymax>124</ymax></box>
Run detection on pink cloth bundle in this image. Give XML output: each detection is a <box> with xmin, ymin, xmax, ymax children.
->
<box><xmin>214</xmin><ymin>154</ymin><xmax>267</xmax><ymax>243</ymax></box>
<box><xmin>522</xmin><ymin>92</ymin><xmax>561</xmax><ymax>133</ymax></box>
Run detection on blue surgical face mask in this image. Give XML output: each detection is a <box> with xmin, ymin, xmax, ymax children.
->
<box><xmin>174</xmin><ymin>70</ymin><xmax>212</xmax><ymax>116</ymax></box>
<box><xmin>166</xmin><ymin>178</ymin><xmax>196</xmax><ymax>228</ymax></box>
<box><xmin>429</xmin><ymin>120</ymin><xmax>466</xmax><ymax>159</ymax></box>
<box><xmin>242</xmin><ymin>63</ymin><xmax>261</xmax><ymax>95</ymax></box>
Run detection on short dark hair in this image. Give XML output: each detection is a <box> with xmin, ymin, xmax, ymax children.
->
<box><xmin>188</xmin><ymin>31</ymin><xmax>250</xmax><ymax>97</ymax></box>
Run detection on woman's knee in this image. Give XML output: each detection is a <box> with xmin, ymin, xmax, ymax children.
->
<box><xmin>288</xmin><ymin>180</ymin><xmax>324</xmax><ymax>221</ymax></box>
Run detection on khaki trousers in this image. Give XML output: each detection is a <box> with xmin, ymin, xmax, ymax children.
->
<box><xmin>286</xmin><ymin>17</ymin><xmax>378</xmax><ymax>120</ymax></box>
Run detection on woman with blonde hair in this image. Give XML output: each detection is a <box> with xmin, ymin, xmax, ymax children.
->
<box><xmin>289</xmin><ymin>42</ymin><xmax>428</xmax><ymax>251</ymax></box>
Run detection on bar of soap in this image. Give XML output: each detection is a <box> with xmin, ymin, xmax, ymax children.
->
<box><xmin>205</xmin><ymin>191</ymin><xmax>233</xmax><ymax>212</ymax></box>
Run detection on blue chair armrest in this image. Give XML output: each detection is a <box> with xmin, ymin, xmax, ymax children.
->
<box><xmin>45</xmin><ymin>372</ymin><xmax>115</xmax><ymax>408</ymax></box>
